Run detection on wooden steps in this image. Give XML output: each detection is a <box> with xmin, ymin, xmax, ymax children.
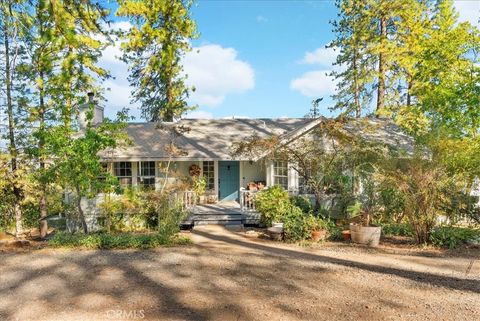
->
<box><xmin>182</xmin><ymin>203</ymin><xmax>260</xmax><ymax>226</ymax></box>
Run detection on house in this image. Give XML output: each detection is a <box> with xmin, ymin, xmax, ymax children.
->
<box><xmin>76</xmin><ymin>101</ymin><xmax>416</xmax><ymax>227</ymax></box>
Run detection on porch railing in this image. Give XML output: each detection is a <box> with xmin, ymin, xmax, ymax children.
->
<box><xmin>239</xmin><ymin>188</ymin><xmax>258</xmax><ymax>212</ymax></box>
<box><xmin>171</xmin><ymin>190</ymin><xmax>197</xmax><ymax>211</ymax></box>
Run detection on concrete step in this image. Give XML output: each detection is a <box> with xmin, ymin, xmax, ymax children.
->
<box><xmin>194</xmin><ymin>219</ymin><xmax>243</xmax><ymax>226</ymax></box>
<box><xmin>192</xmin><ymin>214</ymin><xmax>242</xmax><ymax>221</ymax></box>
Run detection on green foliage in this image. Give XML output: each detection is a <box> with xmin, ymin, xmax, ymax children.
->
<box><xmin>49</xmin><ymin>232</ymin><xmax>191</xmax><ymax>249</ymax></box>
<box><xmin>376</xmin><ymin>187</ymin><xmax>405</xmax><ymax>223</ymax></box>
<box><xmin>326</xmin><ymin>222</ymin><xmax>343</xmax><ymax>241</ymax></box>
<box><xmin>429</xmin><ymin>226</ymin><xmax>480</xmax><ymax>249</ymax></box>
<box><xmin>282</xmin><ymin>204</ymin><xmax>310</xmax><ymax>242</ymax></box>
<box><xmin>379</xmin><ymin>223</ymin><xmax>414</xmax><ymax>237</ymax></box>
<box><xmin>192</xmin><ymin>175</ymin><xmax>207</xmax><ymax>197</ymax></box>
<box><xmin>378</xmin><ymin>152</ymin><xmax>453</xmax><ymax>244</ymax></box>
<box><xmin>47</xmin><ymin>110</ymin><xmax>129</xmax><ymax>233</ymax></box>
<box><xmin>290</xmin><ymin>195</ymin><xmax>313</xmax><ymax>214</ymax></box>
<box><xmin>141</xmin><ymin>190</ymin><xmax>188</xmax><ymax>238</ymax></box>
<box><xmin>255</xmin><ymin>186</ymin><xmax>291</xmax><ymax>225</ymax></box>
<box><xmin>329</xmin><ymin>0</ymin><xmax>375</xmax><ymax>117</ymax></box>
<box><xmin>346</xmin><ymin>201</ymin><xmax>362</xmax><ymax>218</ymax></box>
<box><xmin>117</xmin><ymin>0</ymin><xmax>198</xmax><ymax>121</ymax></box>
<box><xmin>98</xmin><ymin>189</ymin><xmax>188</xmax><ymax>238</ymax></box>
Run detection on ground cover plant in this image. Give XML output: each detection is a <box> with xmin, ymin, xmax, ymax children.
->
<box><xmin>48</xmin><ymin>232</ymin><xmax>191</xmax><ymax>249</ymax></box>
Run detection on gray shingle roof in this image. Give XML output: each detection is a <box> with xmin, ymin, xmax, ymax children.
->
<box><xmin>100</xmin><ymin>118</ymin><xmax>312</xmax><ymax>161</ymax></box>
<box><xmin>342</xmin><ymin>117</ymin><xmax>416</xmax><ymax>155</ymax></box>
<box><xmin>100</xmin><ymin>117</ymin><xmax>416</xmax><ymax>161</ymax></box>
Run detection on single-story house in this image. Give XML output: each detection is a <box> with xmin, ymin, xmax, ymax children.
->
<box><xmin>79</xmin><ymin>102</ymin><xmax>415</xmax><ymax>206</ymax></box>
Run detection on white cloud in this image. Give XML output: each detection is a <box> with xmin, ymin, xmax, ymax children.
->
<box><xmin>256</xmin><ymin>15</ymin><xmax>268</xmax><ymax>23</ymax></box>
<box><xmin>290</xmin><ymin>70</ymin><xmax>337</xmax><ymax>97</ymax></box>
<box><xmin>98</xmin><ymin>26</ymin><xmax>254</xmax><ymax>118</ymax></box>
<box><xmin>183</xmin><ymin>44</ymin><xmax>255</xmax><ymax>107</ymax></box>
<box><xmin>97</xmin><ymin>21</ymin><xmax>141</xmax><ymax>119</ymax></box>
<box><xmin>300</xmin><ymin>46</ymin><xmax>338</xmax><ymax>67</ymax></box>
<box><xmin>109</xmin><ymin>20</ymin><xmax>133</xmax><ymax>32</ymax></box>
<box><xmin>184</xmin><ymin>110</ymin><xmax>214</xmax><ymax>119</ymax></box>
<box><xmin>454</xmin><ymin>0</ymin><xmax>480</xmax><ymax>26</ymax></box>
<box><xmin>292</xmin><ymin>45</ymin><xmax>340</xmax><ymax>98</ymax></box>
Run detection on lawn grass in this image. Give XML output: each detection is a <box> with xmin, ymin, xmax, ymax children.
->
<box><xmin>48</xmin><ymin>231</ymin><xmax>192</xmax><ymax>249</ymax></box>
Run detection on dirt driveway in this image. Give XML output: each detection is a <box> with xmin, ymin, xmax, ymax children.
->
<box><xmin>1</xmin><ymin>226</ymin><xmax>479</xmax><ymax>321</ymax></box>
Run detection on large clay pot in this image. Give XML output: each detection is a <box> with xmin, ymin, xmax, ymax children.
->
<box><xmin>341</xmin><ymin>230</ymin><xmax>351</xmax><ymax>241</ymax></box>
<box><xmin>350</xmin><ymin>223</ymin><xmax>381</xmax><ymax>247</ymax></box>
<box><xmin>311</xmin><ymin>230</ymin><xmax>327</xmax><ymax>242</ymax></box>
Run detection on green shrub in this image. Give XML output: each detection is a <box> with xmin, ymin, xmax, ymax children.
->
<box><xmin>429</xmin><ymin>226</ymin><xmax>480</xmax><ymax>249</ymax></box>
<box><xmin>290</xmin><ymin>195</ymin><xmax>313</xmax><ymax>214</ymax></box>
<box><xmin>49</xmin><ymin>232</ymin><xmax>191</xmax><ymax>249</ymax></box>
<box><xmin>140</xmin><ymin>191</ymin><xmax>188</xmax><ymax>238</ymax></box>
<box><xmin>282</xmin><ymin>204</ymin><xmax>310</xmax><ymax>242</ymax></box>
<box><xmin>255</xmin><ymin>186</ymin><xmax>290</xmax><ymax>225</ymax></box>
<box><xmin>325</xmin><ymin>220</ymin><xmax>343</xmax><ymax>241</ymax></box>
<box><xmin>380</xmin><ymin>223</ymin><xmax>414</xmax><ymax>237</ymax></box>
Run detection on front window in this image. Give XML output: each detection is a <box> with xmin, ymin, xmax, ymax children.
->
<box><xmin>138</xmin><ymin>161</ymin><xmax>156</xmax><ymax>189</ymax></box>
<box><xmin>114</xmin><ymin>162</ymin><xmax>132</xmax><ymax>187</ymax></box>
<box><xmin>273</xmin><ymin>160</ymin><xmax>288</xmax><ymax>190</ymax></box>
<box><xmin>203</xmin><ymin>161</ymin><xmax>215</xmax><ymax>190</ymax></box>
<box><xmin>297</xmin><ymin>163</ymin><xmax>313</xmax><ymax>194</ymax></box>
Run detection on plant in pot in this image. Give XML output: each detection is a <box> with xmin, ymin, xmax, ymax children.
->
<box><xmin>305</xmin><ymin>215</ymin><xmax>328</xmax><ymax>242</ymax></box>
<box><xmin>347</xmin><ymin>200</ymin><xmax>382</xmax><ymax>247</ymax></box>
<box><xmin>192</xmin><ymin>176</ymin><xmax>207</xmax><ymax>204</ymax></box>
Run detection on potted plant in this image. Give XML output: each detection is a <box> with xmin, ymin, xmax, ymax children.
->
<box><xmin>347</xmin><ymin>201</ymin><xmax>381</xmax><ymax>247</ymax></box>
<box><xmin>192</xmin><ymin>176</ymin><xmax>207</xmax><ymax>204</ymax></box>
<box><xmin>305</xmin><ymin>215</ymin><xmax>328</xmax><ymax>242</ymax></box>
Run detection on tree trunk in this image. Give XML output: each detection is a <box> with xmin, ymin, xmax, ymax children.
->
<box><xmin>353</xmin><ymin>43</ymin><xmax>361</xmax><ymax>118</ymax></box>
<box><xmin>75</xmin><ymin>185</ymin><xmax>88</xmax><ymax>234</ymax></box>
<box><xmin>376</xmin><ymin>16</ymin><xmax>386</xmax><ymax>116</ymax></box>
<box><xmin>3</xmin><ymin>1</ymin><xmax>23</xmax><ymax>238</ymax></box>
<box><xmin>38</xmin><ymin>73</ymin><xmax>48</xmax><ymax>238</ymax></box>
<box><xmin>39</xmin><ymin>189</ymin><xmax>48</xmax><ymax>237</ymax></box>
<box><xmin>406</xmin><ymin>78</ymin><xmax>412</xmax><ymax>107</ymax></box>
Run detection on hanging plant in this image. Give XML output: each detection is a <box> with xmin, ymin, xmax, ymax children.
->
<box><xmin>189</xmin><ymin>164</ymin><xmax>201</xmax><ymax>177</ymax></box>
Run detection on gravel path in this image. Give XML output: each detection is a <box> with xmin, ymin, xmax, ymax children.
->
<box><xmin>1</xmin><ymin>226</ymin><xmax>479</xmax><ymax>321</ymax></box>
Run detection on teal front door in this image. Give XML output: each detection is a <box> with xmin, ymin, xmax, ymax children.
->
<box><xmin>219</xmin><ymin>161</ymin><xmax>240</xmax><ymax>201</ymax></box>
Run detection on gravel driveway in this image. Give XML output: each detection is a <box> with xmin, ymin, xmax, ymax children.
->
<box><xmin>1</xmin><ymin>226</ymin><xmax>479</xmax><ymax>321</ymax></box>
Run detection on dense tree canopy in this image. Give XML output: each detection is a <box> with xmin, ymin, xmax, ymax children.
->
<box><xmin>117</xmin><ymin>0</ymin><xmax>197</xmax><ymax>122</ymax></box>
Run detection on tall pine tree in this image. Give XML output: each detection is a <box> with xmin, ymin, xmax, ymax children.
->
<box><xmin>117</xmin><ymin>0</ymin><xmax>197</xmax><ymax>122</ymax></box>
<box><xmin>329</xmin><ymin>0</ymin><xmax>375</xmax><ymax>118</ymax></box>
<box><xmin>21</xmin><ymin>0</ymin><xmax>111</xmax><ymax>237</ymax></box>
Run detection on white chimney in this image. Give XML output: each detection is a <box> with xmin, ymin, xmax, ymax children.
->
<box><xmin>78</xmin><ymin>92</ymin><xmax>104</xmax><ymax>130</ymax></box>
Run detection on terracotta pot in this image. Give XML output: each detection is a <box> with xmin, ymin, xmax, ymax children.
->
<box><xmin>311</xmin><ymin>230</ymin><xmax>327</xmax><ymax>242</ymax></box>
<box><xmin>341</xmin><ymin>230</ymin><xmax>351</xmax><ymax>241</ymax></box>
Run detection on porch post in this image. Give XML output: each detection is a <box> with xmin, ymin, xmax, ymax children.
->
<box><xmin>214</xmin><ymin>160</ymin><xmax>219</xmax><ymax>199</ymax></box>
<box><xmin>266</xmin><ymin>160</ymin><xmax>273</xmax><ymax>186</ymax></box>
<box><xmin>132</xmin><ymin>161</ymin><xmax>138</xmax><ymax>187</ymax></box>
<box><xmin>288</xmin><ymin>163</ymin><xmax>299</xmax><ymax>194</ymax></box>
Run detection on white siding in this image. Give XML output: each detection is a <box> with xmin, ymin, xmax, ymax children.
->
<box><xmin>240</xmin><ymin>161</ymin><xmax>266</xmax><ymax>189</ymax></box>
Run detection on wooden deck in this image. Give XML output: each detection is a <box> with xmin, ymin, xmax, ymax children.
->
<box><xmin>183</xmin><ymin>202</ymin><xmax>261</xmax><ymax>226</ymax></box>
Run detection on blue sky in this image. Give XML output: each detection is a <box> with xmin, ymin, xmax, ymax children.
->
<box><xmin>100</xmin><ymin>0</ymin><xmax>480</xmax><ymax>121</ymax></box>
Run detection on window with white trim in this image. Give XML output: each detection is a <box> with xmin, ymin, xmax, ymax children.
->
<box><xmin>138</xmin><ymin>161</ymin><xmax>156</xmax><ymax>189</ymax></box>
<box><xmin>273</xmin><ymin>160</ymin><xmax>288</xmax><ymax>190</ymax></box>
<box><xmin>297</xmin><ymin>162</ymin><xmax>313</xmax><ymax>194</ymax></box>
<box><xmin>113</xmin><ymin>162</ymin><xmax>132</xmax><ymax>187</ymax></box>
<box><xmin>203</xmin><ymin>161</ymin><xmax>215</xmax><ymax>190</ymax></box>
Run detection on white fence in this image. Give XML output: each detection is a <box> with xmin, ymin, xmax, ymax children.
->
<box><xmin>173</xmin><ymin>190</ymin><xmax>197</xmax><ymax>211</ymax></box>
<box><xmin>239</xmin><ymin>188</ymin><xmax>258</xmax><ymax>212</ymax></box>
